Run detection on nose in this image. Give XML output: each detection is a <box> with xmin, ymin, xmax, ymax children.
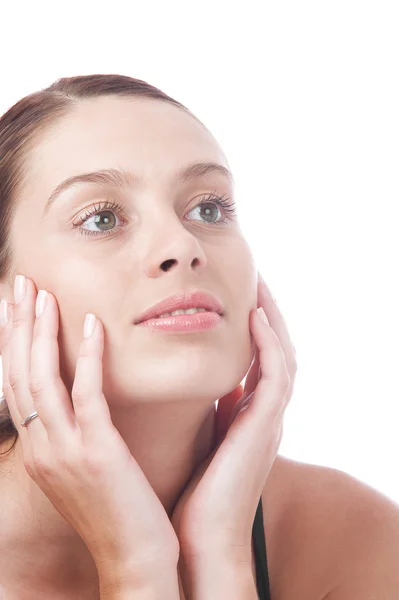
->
<box><xmin>143</xmin><ymin>218</ymin><xmax>208</xmax><ymax>278</ymax></box>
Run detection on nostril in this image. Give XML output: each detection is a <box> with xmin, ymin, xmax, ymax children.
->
<box><xmin>160</xmin><ymin>259</ymin><xmax>176</xmax><ymax>272</ymax></box>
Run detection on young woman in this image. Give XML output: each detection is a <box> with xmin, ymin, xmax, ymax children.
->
<box><xmin>0</xmin><ymin>74</ymin><xmax>398</xmax><ymax>600</ymax></box>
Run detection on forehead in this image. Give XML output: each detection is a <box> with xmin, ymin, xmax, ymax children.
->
<box><xmin>25</xmin><ymin>97</ymin><xmax>228</xmax><ymax>192</ymax></box>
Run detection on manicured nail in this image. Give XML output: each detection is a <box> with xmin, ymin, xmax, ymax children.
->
<box><xmin>36</xmin><ymin>290</ymin><xmax>48</xmax><ymax>318</ymax></box>
<box><xmin>14</xmin><ymin>275</ymin><xmax>27</xmax><ymax>304</ymax></box>
<box><xmin>84</xmin><ymin>313</ymin><xmax>96</xmax><ymax>338</ymax></box>
<box><xmin>0</xmin><ymin>299</ymin><xmax>9</xmax><ymax>327</ymax></box>
<box><xmin>257</xmin><ymin>307</ymin><xmax>269</xmax><ymax>325</ymax></box>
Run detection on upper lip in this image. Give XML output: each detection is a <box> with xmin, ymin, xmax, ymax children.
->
<box><xmin>134</xmin><ymin>290</ymin><xmax>224</xmax><ymax>324</ymax></box>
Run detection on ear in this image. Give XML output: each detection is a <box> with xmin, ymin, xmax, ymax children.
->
<box><xmin>215</xmin><ymin>384</ymin><xmax>244</xmax><ymax>444</ymax></box>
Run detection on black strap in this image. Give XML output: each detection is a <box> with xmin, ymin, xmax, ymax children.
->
<box><xmin>252</xmin><ymin>496</ymin><xmax>272</xmax><ymax>599</ymax></box>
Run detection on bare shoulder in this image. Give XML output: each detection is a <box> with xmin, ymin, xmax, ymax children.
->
<box><xmin>262</xmin><ymin>455</ymin><xmax>399</xmax><ymax>600</ymax></box>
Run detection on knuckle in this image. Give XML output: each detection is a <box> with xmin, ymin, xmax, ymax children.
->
<box><xmin>12</xmin><ymin>315</ymin><xmax>25</xmax><ymax>330</ymax></box>
<box><xmin>71</xmin><ymin>386</ymin><xmax>90</xmax><ymax>408</ymax></box>
<box><xmin>8</xmin><ymin>368</ymin><xmax>21</xmax><ymax>392</ymax></box>
<box><xmin>55</xmin><ymin>441</ymin><xmax>81</xmax><ymax>470</ymax></box>
<box><xmin>31</xmin><ymin>454</ymin><xmax>53</xmax><ymax>479</ymax></box>
<box><xmin>29</xmin><ymin>377</ymin><xmax>46</xmax><ymax>401</ymax></box>
<box><xmin>52</xmin><ymin>453</ymin><xmax>73</xmax><ymax>474</ymax></box>
<box><xmin>71</xmin><ymin>387</ymin><xmax>86</xmax><ymax>401</ymax></box>
<box><xmin>80</xmin><ymin>435</ymin><xmax>120</xmax><ymax>475</ymax></box>
<box><xmin>80</xmin><ymin>450</ymin><xmax>108</xmax><ymax>477</ymax></box>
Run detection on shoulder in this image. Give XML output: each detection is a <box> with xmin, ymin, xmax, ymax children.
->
<box><xmin>262</xmin><ymin>455</ymin><xmax>399</xmax><ymax>599</ymax></box>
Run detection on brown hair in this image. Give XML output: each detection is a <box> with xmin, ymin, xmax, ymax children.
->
<box><xmin>0</xmin><ymin>73</ymin><xmax>198</xmax><ymax>457</ymax></box>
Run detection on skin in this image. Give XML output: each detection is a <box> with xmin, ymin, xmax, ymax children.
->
<box><xmin>0</xmin><ymin>96</ymin><xmax>258</xmax><ymax>596</ymax></box>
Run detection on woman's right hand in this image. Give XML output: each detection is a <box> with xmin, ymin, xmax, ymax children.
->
<box><xmin>0</xmin><ymin>275</ymin><xmax>180</xmax><ymax>591</ymax></box>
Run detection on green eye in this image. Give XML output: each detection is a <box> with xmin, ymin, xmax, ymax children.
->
<box><xmin>73</xmin><ymin>193</ymin><xmax>237</xmax><ymax>237</ymax></box>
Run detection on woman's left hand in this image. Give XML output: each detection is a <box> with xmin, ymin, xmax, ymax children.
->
<box><xmin>171</xmin><ymin>272</ymin><xmax>298</xmax><ymax>572</ymax></box>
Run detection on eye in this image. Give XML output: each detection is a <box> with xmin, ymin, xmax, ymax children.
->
<box><xmin>187</xmin><ymin>193</ymin><xmax>237</xmax><ymax>225</ymax></box>
<box><xmin>72</xmin><ymin>193</ymin><xmax>237</xmax><ymax>237</ymax></box>
<box><xmin>72</xmin><ymin>199</ymin><xmax>126</xmax><ymax>237</ymax></box>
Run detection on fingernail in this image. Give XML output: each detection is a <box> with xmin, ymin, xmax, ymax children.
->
<box><xmin>0</xmin><ymin>299</ymin><xmax>9</xmax><ymax>327</ymax></box>
<box><xmin>257</xmin><ymin>306</ymin><xmax>269</xmax><ymax>325</ymax></box>
<box><xmin>84</xmin><ymin>313</ymin><xmax>96</xmax><ymax>338</ymax></box>
<box><xmin>14</xmin><ymin>275</ymin><xmax>26</xmax><ymax>305</ymax></box>
<box><xmin>36</xmin><ymin>290</ymin><xmax>48</xmax><ymax>318</ymax></box>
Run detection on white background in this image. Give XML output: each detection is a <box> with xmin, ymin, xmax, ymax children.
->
<box><xmin>1</xmin><ymin>1</ymin><xmax>398</xmax><ymax>503</ymax></box>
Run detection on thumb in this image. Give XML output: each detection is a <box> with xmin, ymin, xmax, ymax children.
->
<box><xmin>215</xmin><ymin>384</ymin><xmax>244</xmax><ymax>443</ymax></box>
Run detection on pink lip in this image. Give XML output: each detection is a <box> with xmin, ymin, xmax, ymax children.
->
<box><xmin>134</xmin><ymin>291</ymin><xmax>224</xmax><ymax>324</ymax></box>
<box><xmin>136</xmin><ymin>311</ymin><xmax>222</xmax><ymax>333</ymax></box>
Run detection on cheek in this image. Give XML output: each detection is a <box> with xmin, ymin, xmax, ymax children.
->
<box><xmin>229</xmin><ymin>239</ymin><xmax>258</xmax><ymax>310</ymax></box>
<box><xmin>54</xmin><ymin>286</ymin><xmax>102</xmax><ymax>391</ymax></box>
<box><xmin>230</xmin><ymin>234</ymin><xmax>257</xmax><ymax>288</ymax></box>
<box><xmin>56</xmin><ymin>315</ymin><xmax>85</xmax><ymax>393</ymax></box>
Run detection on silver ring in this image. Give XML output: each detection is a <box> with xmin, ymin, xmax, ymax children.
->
<box><xmin>0</xmin><ymin>395</ymin><xmax>39</xmax><ymax>427</ymax></box>
<box><xmin>21</xmin><ymin>411</ymin><xmax>39</xmax><ymax>427</ymax></box>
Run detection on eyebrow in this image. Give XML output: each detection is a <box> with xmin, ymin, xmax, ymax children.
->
<box><xmin>42</xmin><ymin>161</ymin><xmax>234</xmax><ymax>217</ymax></box>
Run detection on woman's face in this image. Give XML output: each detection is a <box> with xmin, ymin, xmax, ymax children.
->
<box><xmin>10</xmin><ymin>96</ymin><xmax>257</xmax><ymax>406</ymax></box>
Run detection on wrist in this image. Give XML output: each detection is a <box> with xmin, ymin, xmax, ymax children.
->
<box><xmin>100</xmin><ymin>588</ymin><xmax>178</xmax><ymax>600</ymax></box>
<box><xmin>179</xmin><ymin>554</ymin><xmax>258</xmax><ymax>600</ymax></box>
<box><xmin>100</xmin><ymin>591</ymin><xmax>171</xmax><ymax>600</ymax></box>
<box><xmin>99</xmin><ymin>577</ymin><xmax>180</xmax><ymax>600</ymax></box>
<box><xmin>98</xmin><ymin>559</ymin><xmax>180</xmax><ymax>600</ymax></box>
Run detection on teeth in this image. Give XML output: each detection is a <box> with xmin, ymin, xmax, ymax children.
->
<box><xmin>157</xmin><ymin>308</ymin><xmax>208</xmax><ymax>318</ymax></box>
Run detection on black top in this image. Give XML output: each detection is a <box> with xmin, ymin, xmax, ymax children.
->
<box><xmin>252</xmin><ymin>497</ymin><xmax>272</xmax><ymax>599</ymax></box>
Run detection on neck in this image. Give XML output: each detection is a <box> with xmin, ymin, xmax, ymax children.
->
<box><xmin>110</xmin><ymin>398</ymin><xmax>218</xmax><ymax>517</ymax></box>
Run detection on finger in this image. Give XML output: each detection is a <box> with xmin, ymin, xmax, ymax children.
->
<box><xmin>29</xmin><ymin>289</ymin><xmax>77</xmax><ymax>446</ymax></box>
<box><xmin>243</xmin><ymin>345</ymin><xmax>261</xmax><ymax>398</ymax></box>
<box><xmin>243</xmin><ymin>273</ymin><xmax>297</xmax><ymax>404</ymax></box>
<box><xmin>209</xmin><ymin>309</ymin><xmax>291</xmax><ymax>514</ymax></box>
<box><xmin>215</xmin><ymin>384</ymin><xmax>244</xmax><ymax>442</ymax></box>
<box><xmin>1</xmin><ymin>302</ymin><xmax>19</xmax><ymax>430</ymax></box>
<box><xmin>5</xmin><ymin>277</ymin><xmax>50</xmax><ymax>454</ymax></box>
<box><xmin>257</xmin><ymin>272</ymin><xmax>297</xmax><ymax>375</ymax></box>
<box><xmin>0</xmin><ymin>302</ymin><xmax>18</xmax><ymax>430</ymax></box>
<box><xmin>71</xmin><ymin>314</ymin><xmax>114</xmax><ymax>448</ymax></box>
<box><xmin>228</xmin><ymin>308</ymin><xmax>291</xmax><ymax>445</ymax></box>
<box><xmin>224</xmin><ymin>348</ymin><xmax>259</xmax><ymax>430</ymax></box>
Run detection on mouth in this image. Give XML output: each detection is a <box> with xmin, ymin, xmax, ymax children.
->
<box><xmin>134</xmin><ymin>291</ymin><xmax>224</xmax><ymax>325</ymax></box>
<box><xmin>135</xmin><ymin>309</ymin><xmax>223</xmax><ymax>333</ymax></box>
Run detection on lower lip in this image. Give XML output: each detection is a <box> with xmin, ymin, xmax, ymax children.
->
<box><xmin>136</xmin><ymin>311</ymin><xmax>222</xmax><ymax>332</ymax></box>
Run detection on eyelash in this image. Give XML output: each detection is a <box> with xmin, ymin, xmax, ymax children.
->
<box><xmin>72</xmin><ymin>192</ymin><xmax>237</xmax><ymax>237</ymax></box>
